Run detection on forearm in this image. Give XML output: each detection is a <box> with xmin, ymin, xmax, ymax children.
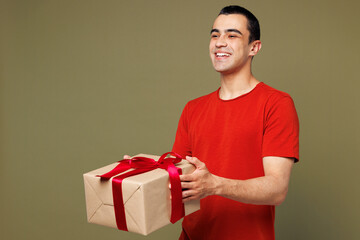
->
<box><xmin>181</xmin><ymin>156</ymin><xmax>293</xmax><ymax>205</ymax></box>
<box><xmin>212</xmin><ymin>174</ymin><xmax>288</xmax><ymax>206</ymax></box>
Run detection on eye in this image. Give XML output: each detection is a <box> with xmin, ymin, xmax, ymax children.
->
<box><xmin>211</xmin><ymin>34</ymin><xmax>219</xmax><ymax>38</ymax></box>
<box><xmin>229</xmin><ymin>35</ymin><xmax>237</xmax><ymax>38</ymax></box>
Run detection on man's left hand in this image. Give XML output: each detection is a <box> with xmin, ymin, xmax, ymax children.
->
<box><xmin>179</xmin><ymin>156</ymin><xmax>219</xmax><ymax>202</ymax></box>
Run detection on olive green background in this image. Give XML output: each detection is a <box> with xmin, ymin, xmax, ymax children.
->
<box><xmin>1</xmin><ymin>0</ymin><xmax>359</xmax><ymax>239</ymax></box>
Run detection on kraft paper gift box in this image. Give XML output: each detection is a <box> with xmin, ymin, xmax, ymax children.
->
<box><xmin>83</xmin><ymin>153</ymin><xmax>200</xmax><ymax>235</ymax></box>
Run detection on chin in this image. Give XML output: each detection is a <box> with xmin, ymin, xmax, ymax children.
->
<box><xmin>214</xmin><ymin>67</ymin><xmax>232</xmax><ymax>74</ymax></box>
<box><xmin>213</xmin><ymin>65</ymin><xmax>229</xmax><ymax>73</ymax></box>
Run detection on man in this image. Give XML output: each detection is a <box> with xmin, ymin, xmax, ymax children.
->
<box><xmin>172</xmin><ymin>5</ymin><xmax>299</xmax><ymax>240</ymax></box>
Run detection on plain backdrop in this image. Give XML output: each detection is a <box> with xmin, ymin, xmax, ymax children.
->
<box><xmin>1</xmin><ymin>0</ymin><xmax>359</xmax><ymax>239</ymax></box>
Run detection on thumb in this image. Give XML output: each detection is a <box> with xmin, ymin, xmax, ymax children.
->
<box><xmin>185</xmin><ymin>156</ymin><xmax>205</xmax><ymax>169</ymax></box>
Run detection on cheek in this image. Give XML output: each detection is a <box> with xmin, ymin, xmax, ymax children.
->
<box><xmin>209</xmin><ymin>44</ymin><xmax>214</xmax><ymax>58</ymax></box>
<box><xmin>209</xmin><ymin>39</ymin><xmax>218</xmax><ymax>51</ymax></box>
<box><xmin>209</xmin><ymin>42</ymin><xmax>213</xmax><ymax>53</ymax></box>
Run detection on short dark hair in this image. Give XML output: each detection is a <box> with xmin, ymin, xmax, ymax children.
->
<box><xmin>219</xmin><ymin>5</ymin><xmax>260</xmax><ymax>43</ymax></box>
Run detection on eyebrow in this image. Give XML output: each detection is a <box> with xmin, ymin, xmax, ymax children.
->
<box><xmin>210</xmin><ymin>28</ymin><xmax>243</xmax><ymax>35</ymax></box>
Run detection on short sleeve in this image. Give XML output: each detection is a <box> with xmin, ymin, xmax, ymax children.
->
<box><xmin>262</xmin><ymin>95</ymin><xmax>299</xmax><ymax>162</ymax></box>
<box><xmin>172</xmin><ymin>103</ymin><xmax>192</xmax><ymax>158</ymax></box>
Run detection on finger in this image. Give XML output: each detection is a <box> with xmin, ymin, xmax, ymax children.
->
<box><xmin>183</xmin><ymin>196</ymin><xmax>198</xmax><ymax>203</ymax></box>
<box><xmin>123</xmin><ymin>155</ymin><xmax>131</xmax><ymax>159</ymax></box>
<box><xmin>182</xmin><ymin>189</ymin><xmax>197</xmax><ymax>199</ymax></box>
<box><xmin>186</xmin><ymin>156</ymin><xmax>204</xmax><ymax>169</ymax></box>
<box><xmin>169</xmin><ymin>183</ymin><xmax>171</xmax><ymax>189</ymax></box>
<box><xmin>181</xmin><ymin>181</ymin><xmax>193</xmax><ymax>189</ymax></box>
<box><xmin>180</xmin><ymin>174</ymin><xmax>194</xmax><ymax>182</ymax></box>
<box><xmin>182</xmin><ymin>189</ymin><xmax>191</xmax><ymax>199</ymax></box>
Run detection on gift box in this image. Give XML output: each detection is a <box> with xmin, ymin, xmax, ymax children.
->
<box><xmin>83</xmin><ymin>153</ymin><xmax>200</xmax><ymax>235</ymax></box>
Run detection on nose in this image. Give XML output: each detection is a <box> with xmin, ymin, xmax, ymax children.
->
<box><xmin>215</xmin><ymin>35</ymin><xmax>227</xmax><ymax>48</ymax></box>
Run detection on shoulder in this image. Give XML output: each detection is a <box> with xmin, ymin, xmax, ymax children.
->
<box><xmin>185</xmin><ymin>89</ymin><xmax>218</xmax><ymax>110</ymax></box>
<box><xmin>260</xmin><ymin>83</ymin><xmax>292</xmax><ymax>100</ymax></box>
<box><xmin>258</xmin><ymin>84</ymin><xmax>298</xmax><ymax>123</ymax></box>
<box><xmin>258</xmin><ymin>83</ymin><xmax>295</xmax><ymax>109</ymax></box>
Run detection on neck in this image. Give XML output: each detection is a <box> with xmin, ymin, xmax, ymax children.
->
<box><xmin>219</xmin><ymin>65</ymin><xmax>260</xmax><ymax>100</ymax></box>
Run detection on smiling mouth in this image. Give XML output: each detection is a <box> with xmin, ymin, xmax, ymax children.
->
<box><xmin>215</xmin><ymin>53</ymin><xmax>230</xmax><ymax>57</ymax></box>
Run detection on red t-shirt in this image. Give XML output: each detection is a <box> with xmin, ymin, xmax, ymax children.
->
<box><xmin>172</xmin><ymin>82</ymin><xmax>299</xmax><ymax>240</ymax></box>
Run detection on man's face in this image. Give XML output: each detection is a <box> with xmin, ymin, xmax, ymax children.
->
<box><xmin>209</xmin><ymin>14</ymin><xmax>254</xmax><ymax>75</ymax></box>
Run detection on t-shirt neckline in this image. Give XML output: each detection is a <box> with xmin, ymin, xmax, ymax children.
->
<box><xmin>216</xmin><ymin>82</ymin><xmax>264</xmax><ymax>102</ymax></box>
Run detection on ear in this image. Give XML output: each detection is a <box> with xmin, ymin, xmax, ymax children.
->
<box><xmin>249</xmin><ymin>40</ymin><xmax>262</xmax><ymax>57</ymax></box>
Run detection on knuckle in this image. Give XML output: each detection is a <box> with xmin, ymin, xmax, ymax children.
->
<box><xmin>181</xmin><ymin>175</ymin><xmax>190</xmax><ymax>181</ymax></box>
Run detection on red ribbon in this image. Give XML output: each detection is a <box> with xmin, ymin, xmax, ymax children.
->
<box><xmin>98</xmin><ymin>152</ymin><xmax>185</xmax><ymax>231</ymax></box>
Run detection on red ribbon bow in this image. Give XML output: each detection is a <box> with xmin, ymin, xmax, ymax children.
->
<box><xmin>98</xmin><ymin>152</ymin><xmax>185</xmax><ymax>231</ymax></box>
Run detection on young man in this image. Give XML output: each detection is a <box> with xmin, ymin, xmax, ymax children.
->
<box><xmin>172</xmin><ymin>5</ymin><xmax>299</xmax><ymax>240</ymax></box>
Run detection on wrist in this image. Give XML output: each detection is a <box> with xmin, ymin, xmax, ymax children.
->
<box><xmin>211</xmin><ymin>175</ymin><xmax>223</xmax><ymax>196</ymax></box>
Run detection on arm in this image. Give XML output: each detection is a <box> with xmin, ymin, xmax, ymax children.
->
<box><xmin>180</xmin><ymin>156</ymin><xmax>294</xmax><ymax>206</ymax></box>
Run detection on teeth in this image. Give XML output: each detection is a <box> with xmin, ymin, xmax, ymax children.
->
<box><xmin>216</xmin><ymin>53</ymin><xmax>230</xmax><ymax>57</ymax></box>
